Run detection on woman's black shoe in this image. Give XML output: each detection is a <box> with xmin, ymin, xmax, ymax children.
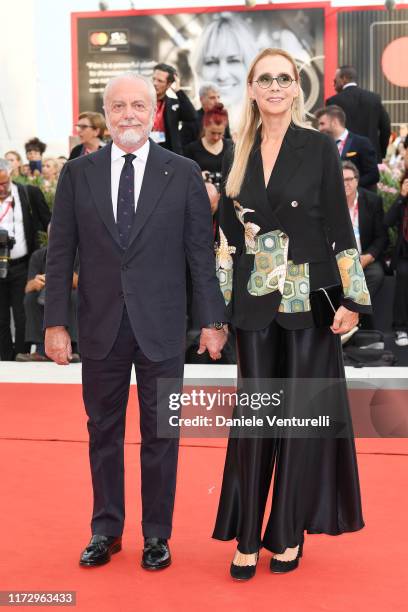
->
<box><xmin>230</xmin><ymin>551</ymin><xmax>259</xmax><ymax>581</ymax></box>
<box><xmin>270</xmin><ymin>542</ymin><xmax>303</xmax><ymax>574</ymax></box>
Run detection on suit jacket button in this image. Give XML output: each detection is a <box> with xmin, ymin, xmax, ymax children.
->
<box><xmin>291</xmin><ymin>200</ymin><xmax>299</xmax><ymax>207</ymax></box>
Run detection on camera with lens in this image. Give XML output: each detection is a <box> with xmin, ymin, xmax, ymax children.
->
<box><xmin>0</xmin><ymin>229</ymin><xmax>16</xmax><ymax>279</ymax></box>
<box><xmin>203</xmin><ymin>171</ymin><xmax>222</xmax><ymax>193</ymax></box>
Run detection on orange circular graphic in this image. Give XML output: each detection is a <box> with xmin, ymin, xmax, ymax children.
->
<box><xmin>381</xmin><ymin>37</ymin><xmax>408</xmax><ymax>87</ymax></box>
<box><xmin>90</xmin><ymin>32</ymin><xmax>109</xmax><ymax>46</ymax></box>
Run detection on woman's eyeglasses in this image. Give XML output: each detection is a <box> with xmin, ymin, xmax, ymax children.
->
<box><xmin>252</xmin><ymin>73</ymin><xmax>296</xmax><ymax>89</ymax></box>
<box><xmin>76</xmin><ymin>124</ymin><xmax>93</xmax><ymax>130</ymax></box>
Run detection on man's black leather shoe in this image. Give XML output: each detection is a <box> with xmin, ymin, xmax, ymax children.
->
<box><xmin>141</xmin><ymin>538</ymin><xmax>171</xmax><ymax>570</ymax></box>
<box><xmin>79</xmin><ymin>535</ymin><xmax>122</xmax><ymax>567</ymax></box>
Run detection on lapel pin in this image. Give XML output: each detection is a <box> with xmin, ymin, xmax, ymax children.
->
<box><xmin>291</xmin><ymin>200</ymin><xmax>299</xmax><ymax>207</ymax></box>
<box><xmin>164</xmin><ymin>170</ymin><xmax>168</xmax><ymax>175</ymax></box>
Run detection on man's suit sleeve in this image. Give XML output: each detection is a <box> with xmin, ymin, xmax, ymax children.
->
<box><xmin>320</xmin><ymin>135</ymin><xmax>372</xmax><ymax>314</ymax></box>
<box><xmin>363</xmin><ymin>192</ymin><xmax>387</xmax><ymax>259</ymax></box>
<box><xmin>183</xmin><ymin>161</ymin><xmax>227</xmax><ymax>327</ymax></box>
<box><xmin>384</xmin><ymin>194</ymin><xmax>405</xmax><ymax>228</ymax></box>
<box><xmin>378</xmin><ymin>102</ymin><xmax>391</xmax><ymax>160</ymax></box>
<box><xmin>356</xmin><ymin>137</ymin><xmax>380</xmax><ymax>187</ymax></box>
<box><xmin>326</xmin><ymin>94</ymin><xmax>337</xmax><ymax>107</ymax></box>
<box><xmin>44</xmin><ymin>163</ymin><xmax>78</xmax><ymax>329</ymax></box>
<box><xmin>28</xmin><ymin>185</ymin><xmax>51</xmax><ymax>231</ymax></box>
<box><xmin>176</xmin><ymin>90</ymin><xmax>197</xmax><ymax>123</ymax></box>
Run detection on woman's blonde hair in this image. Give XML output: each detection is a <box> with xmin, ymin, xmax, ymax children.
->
<box><xmin>226</xmin><ymin>48</ymin><xmax>310</xmax><ymax>198</ymax></box>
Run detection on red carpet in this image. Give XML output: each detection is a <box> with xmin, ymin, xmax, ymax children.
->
<box><xmin>1</xmin><ymin>383</ymin><xmax>407</xmax><ymax>611</ymax></box>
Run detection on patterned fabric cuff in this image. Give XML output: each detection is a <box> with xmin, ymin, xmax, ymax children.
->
<box><xmin>215</xmin><ymin>227</ymin><xmax>235</xmax><ymax>306</ymax></box>
<box><xmin>336</xmin><ymin>248</ymin><xmax>371</xmax><ymax>307</ymax></box>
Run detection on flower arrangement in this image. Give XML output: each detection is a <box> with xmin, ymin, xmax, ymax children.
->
<box><xmin>377</xmin><ymin>162</ymin><xmax>402</xmax><ymax>253</ymax></box>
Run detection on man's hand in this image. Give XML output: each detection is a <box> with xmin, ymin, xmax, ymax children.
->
<box><xmin>197</xmin><ymin>326</ymin><xmax>228</xmax><ymax>360</ymax></box>
<box><xmin>331</xmin><ymin>306</ymin><xmax>359</xmax><ymax>335</ymax></box>
<box><xmin>45</xmin><ymin>326</ymin><xmax>72</xmax><ymax>365</ymax></box>
<box><xmin>401</xmin><ymin>179</ymin><xmax>408</xmax><ymax>198</ymax></box>
<box><xmin>360</xmin><ymin>253</ymin><xmax>374</xmax><ymax>269</ymax></box>
<box><xmin>32</xmin><ymin>274</ymin><xmax>46</xmax><ymax>291</ymax></box>
<box><xmin>170</xmin><ymin>73</ymin><xmax>181</xmax><ymax>93</ymax></box>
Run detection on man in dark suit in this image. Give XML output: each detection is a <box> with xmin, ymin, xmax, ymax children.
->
<box><xmin>342</xmin><ymin>160</ymin><xmax>387</xmax><ymax>328</ymax></box>
<box><xmin>196</xmin><ymin>84</ymin><xmax>232</xmax><ymax>139</ymax></box>
<box><xmin>151</xmin><ymin>63</ymin><xmax>197</xmax><ymax>155</ymax></box>
<box><xmin>44</xmin><ymin>72</ymin><xmax>227</xmax><ymax>571</ymax></box>
<box><xmin>0</xmin><ymin>158</ymin><xmax>50</xmax><ymax>360</ymax></box>
<box><xmin>316</xmin><ymin>105</ymin><xmax>379</xmax><ymax>191</ymax></box>
<box><xmin>326</xmin><ymin>65</ymin><xmax>390</xmax><ymax>162</ymax></box>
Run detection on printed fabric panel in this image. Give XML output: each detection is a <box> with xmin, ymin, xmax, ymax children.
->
<box><xmin>336</xmin><ymin>248</ymin><xmax>371</xmax><ymax>306</ymax></box>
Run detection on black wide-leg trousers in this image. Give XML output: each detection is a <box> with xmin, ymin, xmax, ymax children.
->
<box><xmin>81</xmin><ymin>307</ymin><xmax>184</xmax><ymax>539</ymax></box>
<box><xmin>212</xmin><ymin>321</ymin><xmax>364</xmax><ymax>554</ymax></box>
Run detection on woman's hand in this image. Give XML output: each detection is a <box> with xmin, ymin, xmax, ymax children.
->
<box><xmin>331</xmin><ymin>306</ymin><xmax>359</xmax><ymax>335</ymax></box>
<box><xmin>401</xmin><ymin>179</ymin><xmax>408</xmax><ymax>198</ymax></box>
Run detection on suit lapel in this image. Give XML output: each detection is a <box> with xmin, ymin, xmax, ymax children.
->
<box><xmin>236</xmin><ymin>125</ymin><xmax>309</xmax><ymax>229</ymax></box>
<box><xmin>266</xmin><ymin>126</ymin><xmax>307</xmax><ymax>208</ymax></box>
<box><xmin>16</xmin><ymin>183</ymin><xmax>33</xmax><ymax>251</ymax></box>
<box><xmin>357</xmin><ymin>188</ymin><xmax>368</xmax><ymax>245</ymax></box>
<box><xmin>84</xmin><ymin>142</ymin><xmax>120</xmax><ymax>246</ymax></box>
<box><xmin>126</xmin><ymin>140</ymin><xmax>174</xmax><ymax>249</ymax></box>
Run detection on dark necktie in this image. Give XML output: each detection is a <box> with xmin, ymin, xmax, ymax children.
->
<box><xmin>117</xmin><ymin>153</ymin><xmax>136</xmax><ymax>248</ymax></box>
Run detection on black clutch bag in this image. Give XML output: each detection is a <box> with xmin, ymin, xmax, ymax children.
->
<box><xmin>310</xmin><ymin>285</ymin><xmax>342</xmax><ymax>327</ymax></box>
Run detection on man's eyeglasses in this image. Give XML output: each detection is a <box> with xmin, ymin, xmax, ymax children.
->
<box><xmin>252</xmin><ymin>73</ymin><xmax>296</xmax><ymax>89</ymax></box>
<box><xmin>343</xmin><ymin>176</ymin><xmax>358</xmax><ymax>183</ymax></box>
<box><xmin>76</xmin><ymin>124</ymin><xmax>93</xmax><ymax>130</ymax></box>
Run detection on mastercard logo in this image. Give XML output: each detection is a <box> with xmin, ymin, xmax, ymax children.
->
<box><xmin>90</xmin><ymin>32</ymin><xmax>109</xmax><ymax>46</ymax></box>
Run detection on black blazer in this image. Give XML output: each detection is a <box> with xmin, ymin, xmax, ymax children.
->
<box><xmin>14</xmin><ymin>183</ymin><xmax>51</xmax><ymax>255</ymax></box>
<box><xmin>44</xmin><ymin>140</ymin><xmax>226</xmax><ymax>361</ymax></box>
<box><xmin>356</xmin><ymin>188</ymin><xmax>387</xmax><ymax>260</ymax></box>
<box><xmin>384</xmin><ymin>193</ymin><xmax>408</xmax><ymax>270</ymax></box>
<box><xmin>341</xmin><ymin>132</ymin><xmax>379</xmax><ymax>189</ymax></box>
<box><xmin>326</xmin><ymin>86</ymin><xmax>391</xmax><ymax>161</ymax></box>
<box><xmin>162</xmin><ymin>90</ymin><xmax>197</xmax><ymax>155</ymax></box>
<box><xmin>68</xmin><ymin>143</ymin><xmax>104</xmax><ymax>160</ymax></box>
<box><xmin>216</xmin><ymin>125</ymin><xmax>371</xmax><ymax>331</ymax></box>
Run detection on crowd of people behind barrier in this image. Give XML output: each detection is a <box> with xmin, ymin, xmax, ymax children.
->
<box><xmin>1</xmin><ymin>61</ymin><xmax>408</xmax><ymax>361</ymax></box>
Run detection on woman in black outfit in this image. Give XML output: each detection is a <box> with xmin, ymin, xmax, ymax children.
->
<box><xmin>213</xmin><ymin>48</ymin><xmax>371</xmax><ymax>580</ymax></box>
<box><xmin>385</xmin><ymin>148</ymin><xmax>408</xmax><ymax>346</ymax></box>
<box><xmin>184</xmin><ymin>104</ymin><xmax>233</xmax><ymax>186</ymax></box>
<box><xmin>69</xmin><ymin>112</ymin><xmax>106</xmax><ymax>160</ymax></box>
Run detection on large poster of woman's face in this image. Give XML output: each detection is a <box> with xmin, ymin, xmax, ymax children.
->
<box><xmin>76</xmin><ymin>8</ymin><xmax>324</xmax><ymax>129</ymax></box>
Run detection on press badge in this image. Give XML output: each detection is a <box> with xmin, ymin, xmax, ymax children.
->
<box><xmin>150</xmin><ymin>131</ymin><xmax>166</xmax><ymax>143</ymax></box>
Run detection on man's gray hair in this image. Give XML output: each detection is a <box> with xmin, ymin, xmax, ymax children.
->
<box><xmin>103</xmin><ymin>72</ymin><xmax>157</xmax><ymax>109</ymax></box>
<box><xmin>342</xmin><ymin>160</ymin><xmax>360</xmax><ymax>180</ymax></box>
<box><xmin>199</xmin><ymin>82</ymin><xmax>220</xmax><ymax>99</ymax></box>
<box><xmin>0</xmin><ymin>158</ymin><xmax>12</xmax><ymax>175</ymax></box>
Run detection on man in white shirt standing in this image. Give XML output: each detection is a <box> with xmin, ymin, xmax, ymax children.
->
<box><xmin>0</xmin><ymin>159</ymin><xmax>50</xmax><ymax>360</ymax></box>
<box><xmin>44</xmin><ymin>73</ymin><xmax>227</xmax><ymax>571</ymax></box>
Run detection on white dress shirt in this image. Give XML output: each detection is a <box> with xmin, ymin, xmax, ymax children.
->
<box><xmin>111</xmin><ymin>139</ymin><xmax>150</xmax><ymax>221</ymax></box>
<box><xmin>0</xmin><ymin>182</ymin><xmax>28</xmax><ymax>259</ymax></box>
<box><xmin>343</xmin><ymin>82</ymin><xmax>357</xmax><ymax>89</ymax></box>
<box><xmin>336</xmin><ymin>128</ymin><xmax>349</xmax><ymax>155</ymax></box>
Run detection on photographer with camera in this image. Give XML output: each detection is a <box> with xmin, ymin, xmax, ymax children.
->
<box><xmin>0</xmin><ymin>158</ymin><xmax>50</xmax><ymax>360</ymax></box>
